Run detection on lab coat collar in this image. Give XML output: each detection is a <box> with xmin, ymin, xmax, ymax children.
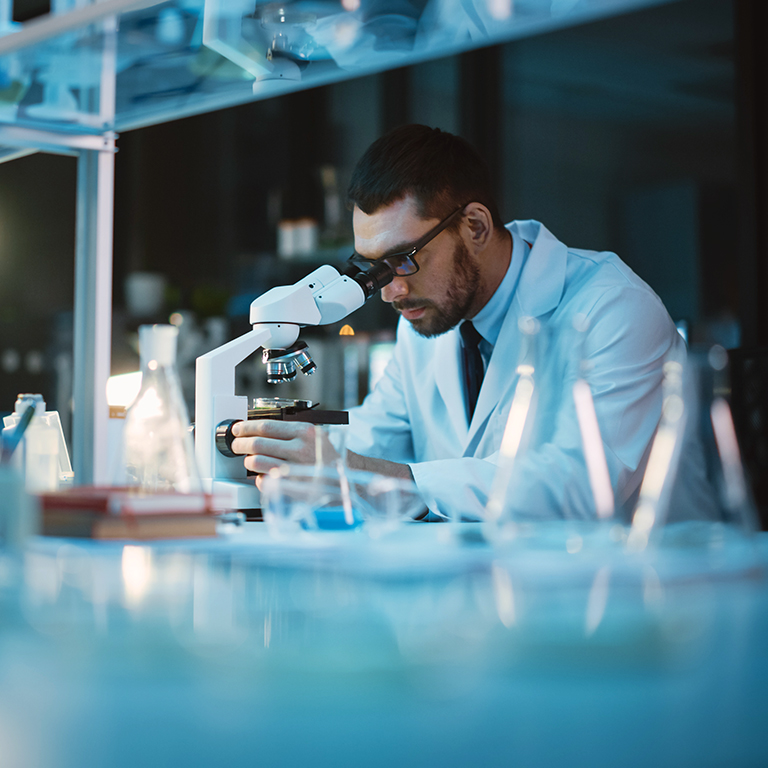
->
<box><xmin>508</xmin><ymin>220</ymin><xmax>568</xmax><ymax>319</ymax></box>
<box><xmin>465</xmin><ymin>220</ymin><xmax>568</xmax><ymax>446</ymax></box>
<box><xmin>435</xmin><ymin>220</ymin><xmax>569</xmax><ymax>444</ymax></box>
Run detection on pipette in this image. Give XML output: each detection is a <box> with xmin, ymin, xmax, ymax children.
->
<box><xmin>0</xmin><ymin>400</ymin><xmax>35</xmax><ymax>464</ymax></box>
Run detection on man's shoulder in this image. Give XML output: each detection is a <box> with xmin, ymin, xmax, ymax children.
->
<box><xmin>563</xmin><ymin>246</ymin><xmax>662</xmax><ymax>304</ymax></box>
<box><xmin>511</xmin><ymin>219</ymin><xmax>672</xmax><ymax>325</ymax></box>
<box><xmin>557</xmin><ymin>247</ymin><xmax>674</xmax><ymax>335</ymax></box>
<box><xmin>509</xmin><ymin>219</ymin><xmax>648</xmax><ymax>291</ymax></box>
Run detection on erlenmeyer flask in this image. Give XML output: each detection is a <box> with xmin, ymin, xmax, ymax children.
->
<box><xmin>485</xmin><ymin>314</ymin><xmax>620</xmax><ymax>550</ymax></box>
<box><xmin>485</xmin><ymin>316</ymin><xmax>541</xmax><ymax>539</ymax></box>
<box><xmin>627</xmin><ymin>345</ymin><xmax>758</xmax><ymax>552</ymax></box>
<box><xmin>119</xmin><ymin>325</ymin><xmax>202</xmax><ymax>494</ymax></box>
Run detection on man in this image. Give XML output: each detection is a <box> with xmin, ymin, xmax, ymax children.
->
<box><xmin>231</xmin><ymin>124</ymin><xmax>684</xmax><ymax>521</ymax></box>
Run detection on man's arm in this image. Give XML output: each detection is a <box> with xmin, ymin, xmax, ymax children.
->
<box><xmin>346</xmin><ymin>450</ymin><xmax>414</xmax><ymax>479</ymax></box>
<box><xmin>230</xmin><ymin>420</ymin><xmax>413</xmax><ymax>484</ymax></box>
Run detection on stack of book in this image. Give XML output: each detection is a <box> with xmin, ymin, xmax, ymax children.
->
<box><xmin>39</xmin><ymin>488</ymin><xmax>218</xmax><ymax>540</ymax></box>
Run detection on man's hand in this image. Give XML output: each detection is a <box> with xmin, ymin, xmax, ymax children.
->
<box><xmin>230</xmin><ymin>420</ymin><xmax>335</xmax><ymax>475</ymax></box>
<box><xmin>229</xmin><ymin>419</ymin><xmax>415</xmax><ymax>487</ymax></box>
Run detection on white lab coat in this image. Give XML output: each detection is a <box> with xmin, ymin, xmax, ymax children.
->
<box><xmin>347</xmin><ymin>220</ymin><xmax>686</xmax><ymax>521</ymax></box>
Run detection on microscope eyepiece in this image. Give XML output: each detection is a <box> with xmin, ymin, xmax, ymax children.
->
<box><xmin>347</xmin><ymin>260</ymin><xmax>394</xmax><ymax>300</ymax></box>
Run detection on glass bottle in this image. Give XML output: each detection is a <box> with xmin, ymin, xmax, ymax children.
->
<box><xmin>120</xmin><ymin>324</ymin><xmax>201</xmax><ymax>494</ymax></box>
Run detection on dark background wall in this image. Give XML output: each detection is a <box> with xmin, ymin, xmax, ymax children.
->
<box><xmin>0</xmin><ymin>0</ymin><xmax>752</xmax><ymax>409</ymax></box>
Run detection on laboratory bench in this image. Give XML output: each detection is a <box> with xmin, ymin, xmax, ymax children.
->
<box><xmin>0</xmin><ymin>521</ymin><xmax>766</xmax><ymax>768</ymax></box>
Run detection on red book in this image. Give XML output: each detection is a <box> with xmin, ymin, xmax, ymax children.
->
<box><xmin>39</xmin><ymin>487</ymin><xmax>217</xmax><ymax>540</ymax></box>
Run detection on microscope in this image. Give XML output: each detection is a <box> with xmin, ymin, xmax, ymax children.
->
<box><xmin>195</xmin><ymin>260</ymin><xmax>393</xmax><ymax>510</ymax></box>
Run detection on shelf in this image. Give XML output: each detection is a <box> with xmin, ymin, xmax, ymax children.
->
<box><xmin>0</xmin><ymin>0</ymin><xmax>678</xmax><ymax>138</ymax></box>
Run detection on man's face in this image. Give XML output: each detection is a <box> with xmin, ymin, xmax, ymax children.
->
<box><xmin>353</xmin><ymin>197</ymin><xmax>481</xmax><ymax>337</ymax></box>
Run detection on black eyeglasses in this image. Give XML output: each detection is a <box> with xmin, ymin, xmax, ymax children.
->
<box><xmin>347</xmin><ymin>204</ymin><xmax>468</xmax><ymax>277</ymax></box>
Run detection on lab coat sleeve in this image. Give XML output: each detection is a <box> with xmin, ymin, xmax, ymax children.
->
<box><xmin>414</xmin><ymin>284</ymin><xmax>682</xmax><ymax>521</ymax></box>
<box><xmin>346</xmin><ymin>332</ymin><xmax>416</xmax><ymax>464</ymax></box>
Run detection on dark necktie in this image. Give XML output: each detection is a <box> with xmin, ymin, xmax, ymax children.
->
<box><xmin>460</xmin><ymin>320</ymin><xmax>485</xmax><ymax>421</ymax></box>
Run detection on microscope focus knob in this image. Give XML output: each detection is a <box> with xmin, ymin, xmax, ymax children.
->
<box><xmin>215</xmin><ymin>419</ymin><xmax>242</xmax><ymax>458</ymax></box>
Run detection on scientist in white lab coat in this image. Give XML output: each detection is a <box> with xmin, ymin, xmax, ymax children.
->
<box><xmin>231</xmin><ymin>124</ymin><xmax>685</xmax><ymax>521</ymax></box>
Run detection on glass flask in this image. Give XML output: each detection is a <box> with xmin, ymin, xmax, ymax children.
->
<box><xmin>119</xmin><ymin>325</ymin><xmax>202</xmax><ymax>494</ymax></box>
<box><xmin>627</xmin><ymin>345</ymin><xmax>759</xmax><ymax>552</ymax></box>
<box><xmin>484</xmin><ymin>315</ymin><xmax>621</xmax><ymax>552</ymax></box>
<box><xmin>485</xmin><ymin>315</ymin><xmax>542</xmax><ymax>534</ymax></box>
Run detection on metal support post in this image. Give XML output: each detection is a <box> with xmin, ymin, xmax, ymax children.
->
<box><xmin>72</xmin><ymin>15</ymin><xmax>117</xmax><ymax>485</ymax></box>
<box><xmin>73</xmin><ymin>146</ymin><xmax>115</xmax><ymax>485</ymax></box>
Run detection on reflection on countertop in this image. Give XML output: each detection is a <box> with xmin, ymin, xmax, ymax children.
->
<box><xmin>0</xmin><ymin>521</ymin><xmax>765</xmax><ymax>768</ymax></box>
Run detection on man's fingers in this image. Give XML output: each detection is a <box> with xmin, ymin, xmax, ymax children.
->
<box><xmin>229</xmin><ymin>419</ymin><xmax>313</xmax><ymax>458</ymax></box>
<box><xmin>230</xmin><ymin>435</ymin><xmax>295</xmax><ymax>459</ymax></box>
<box><xmin>232</xmin><ymin>420</ymin><xmax>311</xmax><ymax>439</ymax></box>
<box><xmin>244</xmin><ymin>454</ymin><xmax>284</xmax><ymax>474</ymax></box>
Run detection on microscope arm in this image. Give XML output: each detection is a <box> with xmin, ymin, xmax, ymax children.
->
<box><xmin>195</xmin><ymin>262</ymin><xmax>392</xmax><ymax>509</ymax></box>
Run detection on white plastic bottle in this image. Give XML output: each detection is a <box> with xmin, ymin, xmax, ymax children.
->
<box><xmin>21</xmin><ymin>395</ymin><xmax>60</xmax><ymax>493</ymax></box>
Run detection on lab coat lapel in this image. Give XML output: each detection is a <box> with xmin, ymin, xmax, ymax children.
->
<box><xmin>466</xmin><ymin>220</ymin><xmax>568</xmax><ymax>447</ymax></box>
<box><xmin>510</xmin><ymin>220</ymin><xmax>568</xmax><ymax>319</ymax></box>
<box><xmin>434</xmin><ymin>328</ymin><xmax>469</xmax><ymax>439</ymax></box>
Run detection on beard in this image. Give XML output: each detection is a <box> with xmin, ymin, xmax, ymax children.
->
<box><xmin>393</xmin><ymin>238</ymin><xmax>481</xmax><ymax>338</ymax></box>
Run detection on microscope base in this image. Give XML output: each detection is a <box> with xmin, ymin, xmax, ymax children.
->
<box><xmin>203</xmin><ymin>477</ymin><xmax>261</xmax><ymax>512</ymax></box>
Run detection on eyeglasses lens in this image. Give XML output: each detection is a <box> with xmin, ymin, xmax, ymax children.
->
<box><xmin>386</xmin><ymin>254</ymin><xmax>417</xmax><ymax>276</ymax></box>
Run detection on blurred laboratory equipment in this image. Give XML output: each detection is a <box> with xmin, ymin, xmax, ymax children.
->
<box><xmin>485</xmin><ymin>316</ymin><xmax>542</xmax><ymax>534</ymax></box>
<box><xmin>357</xmin><ymin>471</ymin><xmax>427</xmax><ymax>537</ymax></box>
<box><xmin>0</xmin><ymin>397</ymin><xmax>42</xmax><ymax>546</ymax></box>
<box><xmin>259</xmin><ymin>421</ymin><xmax>350</xmax><ymax>534</ymax></box>
<box><xmin>277</xmin><ymin>218</ymin><xmax>319</xmax><ymax>259</ymax></box>
<box><xmin>571</xmin><ymin>314</ymin><xmax>614</xmax><ymax>521</ymax></box>
<box><xmin>628</xmin><ymin>345</ymin><xmax>759</xmax><ymax>552</ymax></box>
<box><xmin>1</xmin><ymin>395</ymin><xmax>36</xmax><ymax>466</ymax></box>
<box><xmin>2</xmin><ymin>394</ymin><xmax>72</xmax><ymax>492</ymax></box>
<box><xmin>261</xmin><ymin>464</ymin><xmax>357</xmax><ymax>535</ymax></box>
<box><xmin>195</xmin><ymin>260</ymin><xmax>394</xmax><ymax>511</ymax></box>
<box><xmin>0</xmin><ymin>460</ymin><xmax>38</xmax><ymax>548</ymax></box>
<box><xmin>118</xmin><ymin>324</ymin><xmax>201</xmax><ymax>493</ymax></box>
<box><xmin>124</xmin><ymin>272</ymin><xmax>168</xmax><ymax>319</ymax></box>
<box><xmin>484</xmin><ymin>315</ymin><xmax>624</xmax><ymax>552</ymax></box>
<box><xmin>260</xmin><ymin>461</ymin><xmax>425</xmax><ymax>537</ymax></box>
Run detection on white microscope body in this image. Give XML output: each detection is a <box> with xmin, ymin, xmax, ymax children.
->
<box><xmin>195</xmin><ymin>263</ymin><xmax>389</xmax><ymax>510</ymax></box>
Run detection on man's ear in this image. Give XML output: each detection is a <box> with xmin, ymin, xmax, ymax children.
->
<box><xmin>462</xmin><ymin>203</ymin><xmax>494</xmax><ymax>252</ymax></box>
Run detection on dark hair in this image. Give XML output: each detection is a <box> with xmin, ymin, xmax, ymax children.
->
<box><xmin>347</xmin><ymin>124</ymin><xmax>504</xmax><ymax>230</ymax></box>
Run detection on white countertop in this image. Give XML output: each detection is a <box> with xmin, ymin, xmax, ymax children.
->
<box><xmin>0</xmin><ymin>522</ymin><xmax>766</xmax><ymax>768</ymax></box>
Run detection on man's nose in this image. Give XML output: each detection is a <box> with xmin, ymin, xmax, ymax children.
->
<box><xmin>381</xmin><ymin>275</ymin><xmax>409</xmax><ymax>303</ymax></box>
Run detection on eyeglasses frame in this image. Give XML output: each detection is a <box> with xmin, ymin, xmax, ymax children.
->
<box><xmin>347</xmin><ymin>203</ymin><xmax>469</xmax><ymax>277</ymax></box>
